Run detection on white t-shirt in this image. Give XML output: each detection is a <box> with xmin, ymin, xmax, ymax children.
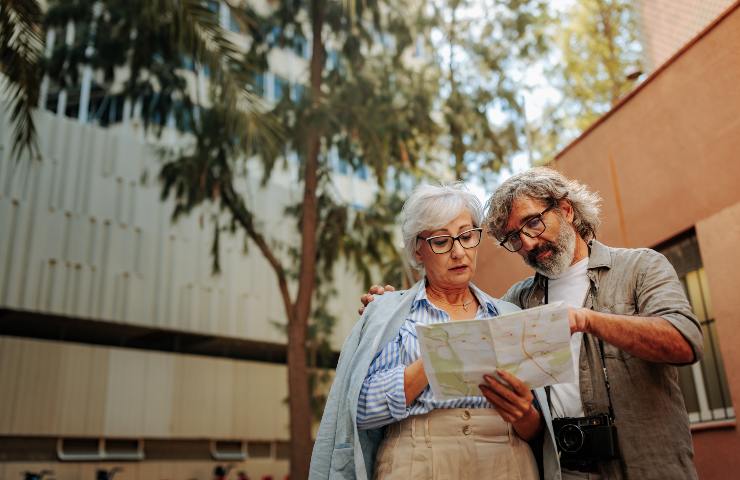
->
<box><xmin>548</xmin><ymin>258</ymin><xmax>589</xmax><ymax>419</ymax></box>
<box><xmin>546</xmin><ymin>258</ymin><xmax>602</xmax><ymax>479</ymax></box>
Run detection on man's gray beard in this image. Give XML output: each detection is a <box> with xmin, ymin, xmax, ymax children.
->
<box><xmin>524</xmin><ymin>217</ymin><xmax>577</xmax><ymax>278</ymax></box>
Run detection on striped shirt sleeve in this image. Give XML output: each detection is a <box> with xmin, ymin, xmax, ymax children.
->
<box><xmin>356</xmin><ymin>334</ymin><xmax>411</xmax><ymax>430</ymax></box>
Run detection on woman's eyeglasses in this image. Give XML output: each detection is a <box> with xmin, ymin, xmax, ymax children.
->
<box><xmin>418</xmin><ymin>228</ymin><xmax>483</xmax><ymax>254</ymax></box>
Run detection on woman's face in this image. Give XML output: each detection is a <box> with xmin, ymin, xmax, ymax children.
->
<box><xmin>416</xmin><ymin>210</ymin><xmax>479</xmax><ymax>290</ymax></box>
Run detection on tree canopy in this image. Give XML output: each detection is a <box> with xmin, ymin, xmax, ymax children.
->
<box><xmin>529</xmin><ymin>0</ymin><xmax>643</xmax><ymax>160</ymax></box>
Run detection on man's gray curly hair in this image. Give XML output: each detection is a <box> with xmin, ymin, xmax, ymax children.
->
<box><xmin>401</xmin><ymin>183</ymin><xmax>483</xmax><ymax>272</ymax></box>
<box><xmin>484</xmin><ymin>167</ymin><xmax>602</xmax><ymax>242</ymax></box>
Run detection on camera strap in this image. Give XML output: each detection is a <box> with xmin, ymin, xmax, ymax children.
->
<box><xmin>598</xmin><ymin>339</ymin><xmax>616</xmax><ymax>421</ymax></box>
<box><xmin>544</xmin><ymin>278</ymin><xmax>617</xmax><ymax>421</ymax></box>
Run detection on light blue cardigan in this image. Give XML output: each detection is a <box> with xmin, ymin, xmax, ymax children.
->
<box><xmin>308</xmin><ymin>280</ymin><xmax>562</xmax><ymax>479</ymax></box>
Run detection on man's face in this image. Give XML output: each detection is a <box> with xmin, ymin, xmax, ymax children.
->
<box><xmin>502</xmin><ymin>196</ymin><xmax>577</xmax><ymax>278</ymax></box>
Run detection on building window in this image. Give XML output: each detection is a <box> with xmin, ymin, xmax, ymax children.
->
<box><xmin>414</xmin><ymin>35</ymin><xmax>425</xmax><ymax>58</ymax></box>
<box><xmin>246</xmin><ymin>441</ymin><xmax>272</xmax><ymax>459</ymax></box>
<box><xmin>658</xmin><ymin>230</ymin><xmax>734</xmax><ymax>424</ymax></box>
<box><xmin>228</xmin><ymin>14</ymin><xmax>241</xmax><ymax>33</ymax></box>
<box><xmin>337</xmin><ymin>158</ymin><xmax>350</xmax><ymax>176</ymax></box>
<box><xmin>293</xmin><ymin>34</ymin><xmax>308</xmax><ymax>58</ymax></box>
<box><xmin>326</xmin><ymin>50</ymin><xmax>339</xmax><ymax>71</ymax></box>
<box><xmin>57</xmin><ymin>438</ymin><xmax>143</xmax><ymax>461</ymax></box>
<box><xmin>206</xmin><ymin>0</ymin><xmax>219</xmax><ymax>13</ymax></box>
<box><xmin>209</xmin><ymin>440</ymin><xmax>246</xmax><ymax>460</ymax></box>
<box><xmin>267</xmin><ymin>26</ymin><xmax>282</xmax><ymax>46</ymax></box>
<box><xmin>290</xmin><ymin>83</ymin><xmax>304</xmax><ymax>102</ymax></box>
<box><xmin>355</xmin><ymin>164</ymin><xmax>368</xmax><ymax>180</ymax></box>
<box><xmin>181</xmin><ymin>55</ymin><xmax>195</xmax><ymax>70</ymax></box>
<box><xmin>253</xmin><ymin>73</ymin><xmax>265</xmax><ymax>97</ymax></box>
<box><xmin>273</xmin><ymin>75</ymin><xmax>287</xmax><ymax>101</ymax></box>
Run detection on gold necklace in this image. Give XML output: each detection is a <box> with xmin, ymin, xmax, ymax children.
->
<box><xmin>429</xmin><ymin>292</ymin><xmax>475</xmax><ymax>311</ymax></box>
<box><xmin>457</xmin><ymin>298</ymin><xmax>474</xmax><ymax>311</ymax></box>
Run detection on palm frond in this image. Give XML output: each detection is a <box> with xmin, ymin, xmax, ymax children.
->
<box><xmin>0</xmin><ymin>0</ymin><xmax>44</xmax><ymax>161</ymax></box>
<box><xmin>159</xmin><ymin>0</ymin><xmax>283</xmax><ymax>159</ymax></box>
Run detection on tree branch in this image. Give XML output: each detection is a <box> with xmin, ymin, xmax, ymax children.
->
<box><xmin>220</xmin><ymin>184</ymin><xmax>294</xmax><ymax>320</ymax></box>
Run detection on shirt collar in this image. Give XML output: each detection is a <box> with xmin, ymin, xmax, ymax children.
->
<box><xmin>587</xmin><ymin>239</ymin><xmax>612</xmax><ymax>269</ymax></box>
<box><xmin>534</xmin><ymin>238</ymin><xmax>612</xmax><ymax>287</ymax></box>
<box><xmin>410</xmin><ymin>282</ymin><xmax>431</xmax><ymax>313</ymax></box>
<box><xmin>469</xmin><ymin>282</ymin><xmax>498</xmax><ymax>315</ymax></box>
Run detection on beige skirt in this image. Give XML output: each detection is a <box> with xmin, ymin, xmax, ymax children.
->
<box><xmin>373</xmin><ymin>408</ymin><xmax>539</xmax><ymax>480</ymax></box>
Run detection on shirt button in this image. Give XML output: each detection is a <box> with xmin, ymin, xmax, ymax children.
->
<box><xmin>462</xmin><ymin>425</ymin><xmax>472</xmax><ymax>435</ymax></box>
<box><xmin>461</xmin><ymin>410</ymin><xmax>471</xmax><ymax>420</ymax></box>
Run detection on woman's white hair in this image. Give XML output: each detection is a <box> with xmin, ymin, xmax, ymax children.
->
<box><xmin>401</xmin><ymin>182</ymin><xmax>483</xmax><ymax>272</ymax></box>
<box><xmin>484</xmin><ymin>167</ymin><xmax>602</xmax><ymax>241</ymax></box>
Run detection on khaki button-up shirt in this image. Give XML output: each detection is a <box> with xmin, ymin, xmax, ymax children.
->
<box><xmin>504</xmin><ymin>240</ymin><xmax>703</xmax><ymax>480</ymax></box>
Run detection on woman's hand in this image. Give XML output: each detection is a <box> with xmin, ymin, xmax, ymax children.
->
<box><xmin>358</xmin><ymin>284</ymin><xmax>396</xmax><ymax>315</ymax></box>
<box><xmin>479</xmin><ymin>370</ymin><xmax>542</xmax><ymax>441</ymax></box>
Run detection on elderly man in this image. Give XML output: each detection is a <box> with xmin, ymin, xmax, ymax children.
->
<box><xmin>362</xmin><ymin>168</ymin><xmax>702</xmax><ymax>480</ymax></box>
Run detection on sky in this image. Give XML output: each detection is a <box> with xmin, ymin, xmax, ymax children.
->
<box><xmin>466</xmin><ymin>0</ymin><xmax>575</xmax><ymax>204</ymax></box>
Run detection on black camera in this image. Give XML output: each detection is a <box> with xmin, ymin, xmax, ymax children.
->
<box><xmin>552</xmin><ymin>413</ymin><xmax>620</xmax><ymax>471</ymax></box>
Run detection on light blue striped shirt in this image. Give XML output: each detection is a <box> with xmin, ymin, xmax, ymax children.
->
<box><xmin>356</xmin><ymin>282</ymin><xmax>500</xmax><ymax>430</ymax></box>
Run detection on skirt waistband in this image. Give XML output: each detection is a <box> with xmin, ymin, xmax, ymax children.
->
<box><xmin>387</xmin><ymin>408</ymin><xmax>511</xmax><ymax>442</ymax></box>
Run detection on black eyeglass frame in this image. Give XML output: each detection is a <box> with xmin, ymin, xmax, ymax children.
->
<box><xmin>417</xmin><ymin>227</ymin><xmax>484</xmax><ymax>255</ymax></box>
<box><xmin>498</xmin><ymin>202</ymin><xmax>559</xmax><ymax>252</ymax></box>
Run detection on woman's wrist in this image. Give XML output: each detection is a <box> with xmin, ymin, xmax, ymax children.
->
<box><xmin>403</xmin><ymin>359</ymin><xmax>428</xmax><ymax>406</ymax></box>
<box><xmin>513</xmin><ymin>403</ymin><xmax>542</xmax><ymax>440</ymax></box>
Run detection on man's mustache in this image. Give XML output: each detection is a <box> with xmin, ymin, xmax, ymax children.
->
<box><xmin>526</xmin><ymin>243</ymin><xmax>557</xmax><ymax>265</ymax></box>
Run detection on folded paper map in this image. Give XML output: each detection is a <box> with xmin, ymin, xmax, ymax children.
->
<box><xmin>416</xmin><ymin>301</ymin><xmax>575</xmax><ymax>400</ymax></box>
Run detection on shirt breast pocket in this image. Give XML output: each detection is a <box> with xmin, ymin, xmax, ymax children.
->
<box><xmin>597</xmin><ymin>301</ymin><xmax>637</xmax><ymax>361</ymax></box>
<box><xmin>601</xmin><ymin>301</ymin><xmax>637</xmax><ymax>316</ymax></box>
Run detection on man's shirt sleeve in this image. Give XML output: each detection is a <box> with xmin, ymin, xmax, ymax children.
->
<box><xmin>638</xmin><ymin>250</ymin><xmax>704</xmax><ymax>363</ymax></box>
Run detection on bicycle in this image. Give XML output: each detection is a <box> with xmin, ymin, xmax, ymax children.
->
<box><xmin>22</xmin><ymin>471</ymin><xmax>54</xmax><ymax>480</ymax></box>
<box><xmin>96</xmin><ymin>467</ymin><xmax>123</xmax><ymax>480</ymax></box>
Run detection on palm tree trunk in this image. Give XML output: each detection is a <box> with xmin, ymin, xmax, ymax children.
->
<box><xmin>288</xmin><ymin>0</ymin><xmax>326</xmax><ymax>478</ymax></box>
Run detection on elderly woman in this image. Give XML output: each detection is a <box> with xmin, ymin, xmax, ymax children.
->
<box><xmin>310</xmin><ymin>184</ymin><xmax>541</xmax><ymax>480</ymax></box>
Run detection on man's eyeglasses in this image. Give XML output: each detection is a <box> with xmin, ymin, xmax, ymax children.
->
<box><xmin>499</xmin><ymin>204</ymin><xmax>557</xmax><ymax>252</ymax></box>
<box><xmin>418</xmin><ymin>228</ymin><xmax>483</xmax><ymax>254</ymax></box>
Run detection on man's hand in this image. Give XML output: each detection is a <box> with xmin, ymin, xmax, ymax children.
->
<box><xmin>569</xmin><ymin>307</ymin><xmax>591</xmax><ymax>334</ymax></box>
<box><xmin>358</xmin><ymin>284</ymin><xmax>396</xmax><ymax>315</ymax></box>
<box><xmin>479</xmin><ymin>370</ymin><xmax>542</xmax><ymax>441</ymax></box>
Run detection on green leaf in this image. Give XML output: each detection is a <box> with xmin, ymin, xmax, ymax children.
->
<box><xmin>0</xmin><ymin>0</ymin><xmax>44</xmax><ymax>161</ymax></box>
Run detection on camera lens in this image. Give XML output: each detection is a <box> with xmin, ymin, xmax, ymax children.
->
<box><xmin>558</xmin><ymin>424</ymin><xmax>585</xmax><ymax>453</ymax></box>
